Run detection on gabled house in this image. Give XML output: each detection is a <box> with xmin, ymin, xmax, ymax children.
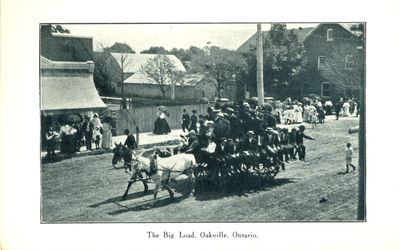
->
<box><xmin>103</xmin><ymin>53</ymin><xmax>217</xmax><ymax>101</ymax></box>
<box><xmin>237</xmin><ymin>23</ymin><xmax>362</xmax><ymax>100</ymax></box>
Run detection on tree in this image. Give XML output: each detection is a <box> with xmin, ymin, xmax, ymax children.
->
<box><xmin>242</xmin><ymin>24</ymin><xmax>307</xmax><ymax>98</ymax></box>
<box><xmin>140</xmin><ymin>54</ymin><xmax>185</xmax><ymax>99</ymax></box>
<box><xmin>106</xmin><ymin>42</ymin><xmax>135</xmax><ymax>54</ymax></box>
<box><xmin>141</xmin><ymin>46</ymin><xmax>169</xmax><ymax>54</ymax></box>
<box><xmin>262</xmin><ymin>24</ymin><xmax>307</xmax><ymax>87</ymax></box>
<box><xmin>169</xmin><ymin>46</ymin><xmax>205</xmax><ymax>61</ymax></box>
<box><xmin>350</xmin><ymin>23</ymin><xmax>365</xmax><ymax>42</ymax></box>
<box><xmin>191</xmin><ymin>46</ymin><xmax>247</xmax><ymax>98</ymax></box>
<box><xmin>51</xmin><ymin>25</ymin><xmax>70</xmax><ymax>33</ymax></box>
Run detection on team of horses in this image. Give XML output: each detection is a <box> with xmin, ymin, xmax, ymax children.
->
<box><xmin>111</xmin><ymin>138</ymin><xmax>283</xmax><ymax>207</ymax></box>
<box><xmin>112</xmin><ymin>143</ymin><xmax>196</xmax><ymax>206</ymax></box>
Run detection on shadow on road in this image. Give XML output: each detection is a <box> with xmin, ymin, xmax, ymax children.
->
<box><xmin>88</xmin><ymin>190</ymin><xmax>148</xmax><ymax>208</ymax></box>
<box><xmin>194</xmin><ymin>177</ymin><xmax>298</xmax><ymax>201</ymax></box>
<box><xmin>107</xmin><ymin>196</ymin><xmax>187</xmax><ymax>216</ymax></box>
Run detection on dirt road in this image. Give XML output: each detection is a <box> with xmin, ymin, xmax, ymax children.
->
<box><xmin>41</xmin><ymin>117</ymin><xmax>360</xmax><ymax>222</ymax></box>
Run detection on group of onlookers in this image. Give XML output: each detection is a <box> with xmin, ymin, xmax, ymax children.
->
<box><xmin>44</xmin><ymin>113</ymin><xmax>113</xmax><ymax>159</ymax></box>
<box><xmin>274</xmin><ymin>96</ymin><xmax>359</xmax><ymax>128</ymax></box>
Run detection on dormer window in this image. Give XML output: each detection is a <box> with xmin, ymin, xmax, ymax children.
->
<box><xmin>327</xmin><ymin>29</ymin><xmax>333</xmax><ymax>41</ymax></box>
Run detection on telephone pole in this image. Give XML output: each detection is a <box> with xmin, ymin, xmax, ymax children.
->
<box><xmin>256</xmin><ymin>23</ymin><xmax>264</xmax><ymax>106</ymax></box>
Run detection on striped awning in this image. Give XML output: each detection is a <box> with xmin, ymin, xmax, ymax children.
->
<box><xmin>41</xmin><ymin>73</ymin><xmax>107</xmax><ymax>115</ymax></box>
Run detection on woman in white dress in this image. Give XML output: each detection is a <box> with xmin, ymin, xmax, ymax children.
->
<box><xmin>303</xmin><ymin>104</ymin><xmax>309</xmax><ymax>122</ymax></box>
<box><xmin>294</xmin><ymin>103</ymin><xmax>303</xmax><ymax>123</ymax></box>
<box><xmin>91</xmin><ymin>113</ymin><xmax>102</xmax><ymax>128</ymax></box>
<box><xmin>101</xmin><ymin>121</ymin><xmax>113</xmax><ymax>149</ymax></box>
<box><xmin>342</xmin><ymin>101</ymin><xmax>351</xmax><ymax>117</ymax></box>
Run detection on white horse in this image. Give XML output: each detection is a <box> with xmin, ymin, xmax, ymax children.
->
<box><xmin>113</xmin><ymin>144</ymin><xmax>196</xmax><ymax>206</ymax></box>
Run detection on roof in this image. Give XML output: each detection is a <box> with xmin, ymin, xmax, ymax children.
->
<box><xmin>124</xmin><ymin>72</ymin><xmax>216</xmax><ymax>86</ymax></box>
<box><xmin>237</xmin><ymin>23</ymin><xmax>357</xmax><ymax>53</ymax></box>
<box><xmin>41</xmin><ymin>73</ymin><xmax>107</xmax><ymax>114</ymax></box>
<box><xmin>110</xmin><ymin>53</ymin><xmax>187</xmax><ymax>73</ymax></box>
<box><xmin>236</xmin><ymin>26</ymin><xmax>314</xmax><ymax>53</ymax></box>
<box><xmin>302</xmin><ymin>23</ymin><xmax>354</xmax><ymax>40</ymax></box>
<box><xmin>41</xmin><ymin>56</ymin><xmax>95</xmax><ymax>72</ymax></box>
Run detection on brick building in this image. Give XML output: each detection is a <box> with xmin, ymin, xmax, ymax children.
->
<box><xmin>237</xmin><ymin>23</ymin><xmax>363</xmax><ymax>100</ymax></box>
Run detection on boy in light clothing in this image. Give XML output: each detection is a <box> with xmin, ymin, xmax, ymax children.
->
<box><xmin>345</xmin><ymin>142</ymin><xmax>356</xmax><ymax>173</ymax></box>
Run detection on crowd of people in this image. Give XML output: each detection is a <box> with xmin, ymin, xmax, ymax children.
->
<box><xmin>173</xmin><ymin>99</ymin><xmax>316</xmax><ymax>171</ymax></box>
<box><xmin>44</xmin><ymin>96</ymin><xmax>359</xmax><ymax>168</ymax></box>
<box><xmin>44</xmin><ymin>113</ymin><xmax>113</xmax><ymax>159</ymax></box>
<box><xmin>274</xmin><ymin>96</ymin><xmax>359</xmax><ymax>127</ymax></box>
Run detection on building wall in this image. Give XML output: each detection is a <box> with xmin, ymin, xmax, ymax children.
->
<box><xmin>40</xmin><ymin>25</ymin><xmax>93</xmax><ymax>62</ymax></box>
<box><xmin>115</xmin><ymin>81</ymin><xmax>216</xmax><ymax>101</ymax></box>
<box><xmin>303</xmin><ymin>24</ymin><xmax>361</xmax><ymax>99</ymax></box>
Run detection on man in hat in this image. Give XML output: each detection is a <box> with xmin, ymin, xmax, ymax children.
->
<box><xmin>288</xmin><ymin>128</ymin><xmax>298</xmax><ymax>160</ymax></box>
<box><xmin>243</xmin><ymin>131</ymin><xmax>258</xmax><ymax>151</ymax></box>
<box><xmin>181</xmin><ymin>109</ymin><xmax>190</xmax><ymax>133</ymax></box>
<box><xmin>124</xmin><ymin>129</ymin><xmax>137</xmax><ymax>150</ymax></box>
<box><xmin>189</xmin><ymin>110</ymin><xmax>198</xmax><ymax>133</ymax></box>
<box><xmin>279</xmin><ymin>128</ymin><xmax>291</xmax><ymax>163</ymax></box>
<box><xmin>263</xmin><ymin>127</ymin><xmax>280</xmax><ymax>155</ymax></box>
<box><xmin>295</xmin><ymin>125</ymin><xmax>315</xmax><ymax>161</ymax></box>
<box><xmin>81</xmin><ymin>115</ymin><xmax>94</xmax><ymax>150</ymax></box>
<box><xmin>214</xmin><ymin>112</ymin><xmax>231</xmax><ymax>141</ymax></box>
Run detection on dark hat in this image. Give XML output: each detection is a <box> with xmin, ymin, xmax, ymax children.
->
<box><xmin>299</xmin><ymin>125</ymin><xmax>306</xmax><ymax>130</ymax></box>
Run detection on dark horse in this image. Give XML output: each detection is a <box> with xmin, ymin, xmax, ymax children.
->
<box><xmin>112</xmin><ymin>143</ymin><xmax>149</xmax><ymax>196</ymax></box>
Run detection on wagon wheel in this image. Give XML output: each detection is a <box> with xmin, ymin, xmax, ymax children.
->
<box><xmin>257</xmin><ymin>164</ymin><xmax>279</xmax><ymax>180</ymax></box>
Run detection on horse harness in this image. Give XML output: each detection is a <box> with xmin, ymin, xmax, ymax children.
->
<box><xmin>126</xmin><ymin>155</ymin><xmax>182</xmax><ymax>184</ymax></box>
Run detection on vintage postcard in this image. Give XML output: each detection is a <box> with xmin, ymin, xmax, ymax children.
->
<box><xmin>1</xmin><ymin>0</ymin><xmax>400</xmax><ymax>249</ymax></box>
<box><xmin>39</xmin><ymin>22</ymin><xmax>365</xmax><ymax>223</ymax></box>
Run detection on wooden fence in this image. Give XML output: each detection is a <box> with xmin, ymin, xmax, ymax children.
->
<box><xmin>114</xmin><ymin>104</ymin><xmax>210</xmax><ymax>134</ymax></box>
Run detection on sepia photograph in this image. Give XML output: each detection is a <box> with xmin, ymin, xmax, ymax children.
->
<box><xmin>40</xmin><ymin>22</ymin><xmax>366</xmax><ymax>223</ymax></box>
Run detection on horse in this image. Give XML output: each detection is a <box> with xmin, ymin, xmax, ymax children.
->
<box><xmin>112</xmin><ymin>143</ymin><xmax>149</xmax><ymax>194</ymax></box>
<box><xmin>112</xmin><ymin>143</ymin><xmax>197</xmax><ymax>206</ymax></box>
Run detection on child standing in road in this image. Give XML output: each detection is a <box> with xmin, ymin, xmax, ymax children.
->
<box><xmin>93</xmin><ymin>126</ymin><xmax>102</xmax><ymax>149</ymax></box>
<box><xmin>310</xmin><ymin>109</ymin><xmax>318</xmax><ymax>128</ymax></box>
<box><xmin>345</xmin><ymin>142</ymin><xmax>356</xmax><ymax>173</ymax></box>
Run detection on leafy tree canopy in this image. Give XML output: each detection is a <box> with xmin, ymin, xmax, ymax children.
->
<box><xmin>51</xmin><ymin>25</ymin><xmax>70</xmax><ymax>33</ymax></box>
<box><xmin>263</xmin><ymin>23</ymin><xmax>307</xmax><ymax>86</ymax></box>
<box><xmin>191</xmin><ymin>46</ymin><xmax>247</xmax><ymax>97</ymax></box>
<box><xmin>104</xmin><ymin>42</ymin><xmax>135</xmax><ymax>53</ymax></box>
<box><xmin>140</xmin><ymin>46</ymin><xmax>169</xmax><ymax>54</ymax></box>
<box><xmin>350</xmin><ymin>23</ymin><xmax>365</xmax><ymax>41</ymax></box>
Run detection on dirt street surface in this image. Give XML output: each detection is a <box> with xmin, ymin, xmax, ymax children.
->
<box><xmin>41</xmin><ymin>117</ymin><xmax>360</xmax><ymax>222</ymax></box>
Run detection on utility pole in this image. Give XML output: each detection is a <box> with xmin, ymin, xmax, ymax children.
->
<box><xmin>171</xmin><ymin>73</ymin><xmax>175</xmax><ymax>100</ymax></box>
<box><xmin>256</xmin><ymin>23</ymin><xmax>264</xmax><ymax>106</ymax></box>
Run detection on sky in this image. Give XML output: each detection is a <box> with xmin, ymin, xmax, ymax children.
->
<box><xmin>63</xmin><ymin>23</ymin><xmax>320</xmax><ymax>52</ymax></box>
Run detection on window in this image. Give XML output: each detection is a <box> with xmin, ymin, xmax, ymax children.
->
<box><xmin>345</xmin><ymin>55</ymin><xmax>354</xmax><ymax>69</ymax></box>
<box><xmin>318</xmin><ymin>56</ymin><xmax>327</xmax><ymax>69</ymax></box>
<box><xmin>327</xmin><ymin>29</ymin><xmax>333</xmax><ymax>41</ymax></box>
<box><xmin>321</xmin><ymin>82</ymin><xmax>330</xmax><ymax>97</ymax></box>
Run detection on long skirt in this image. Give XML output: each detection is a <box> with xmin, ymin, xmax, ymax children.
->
<box><xmin>154</xmin><ymin>118</ymin><xmax>171</xmax><ymax>134</ymax></box>
<box><xmin>101</xmin><ymin>130</ymin><xmax>113</xmax><ymax>149</ymax></box>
